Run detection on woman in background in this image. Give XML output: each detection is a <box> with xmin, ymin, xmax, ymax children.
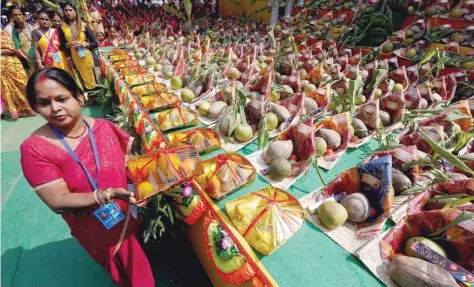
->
<box><xmin>1</xmin><ymin>29</ymin><xmax>35</xmax><ymax>119</ymax></box>
<box><xmin>108</xmin><ymin>24</ymin><xmax>123</xmax><ymax>46</ymax></box>
<box><xmin>51</xmin><ymin>11</ymin><xmax>62</xmax><ymax>29</ymax></box>
<box><xmin>58</xmin><ymin>3</ymin><xmax>99</xmax><ymax>90</ymax></box>
<box><xmin>10</xmin><ymin>5</ymin><xmax>36</xmax><ymax>74</ymax></box>
<box><xmin>96</xmin><ymin>31</ymin><xmax>112</xmax><ymax>47</ymax></box>
<box><xmin>32</xmin><ymin>9</ymin><xmax>71</xmax><ymax>74</ymax></box>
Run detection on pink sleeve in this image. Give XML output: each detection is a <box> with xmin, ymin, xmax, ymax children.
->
<box><xmin>20</xmin><ymin>139</ymin><xmax>63</xmax><ymax>190</ymax></box>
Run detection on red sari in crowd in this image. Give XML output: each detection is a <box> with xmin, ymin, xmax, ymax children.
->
<box><xmin>20</xmin><ymin>119</ymin><xmax>154</xmax><ymax>287</ymax></box>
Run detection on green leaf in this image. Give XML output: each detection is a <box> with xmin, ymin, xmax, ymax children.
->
<box><xmin>372</xmin><ymin>143</ymin><xmax>404</xmax><ymax>153</ymax></box>
<box><xmin>184</xmin><ymin>0</ymin><xmax>192</xmax><ymax>21</ymax></box>
<box><xmin>428</xmin><ymin>193</ymin><xmax>468</xmax><ymax>201</ymax></box>
<box><xmin>365</xmin><ymin>68</ymin><xmax>388</xmax><ymax>94</ymax></box>
<box><xmin>253</xmin><ymin>5</ymin><xmax>272</xmax><ymax>15</ymax></box>
<box><xmin>257</xmin><ymin>116</ymin><xmax>269</xmax><ymax>150</ymax></box>
<box><xmin>400</xmin><ymin>186</ymin><xmax>425</xmax><ymax>195</ymax></box>
<box><xmin>419</xmin><ymin>129</ymin><xmax>474</xmax><ymax>176</ymax></box>
<box><xmin>443</xmin><ymin>111</ymin><xmax>472</xmax><ymax>122</ymax></box>
<box><xmin>444</xmin><ymin>196</ymin><xmax>474</xmax><ymax>209</ymax></box>
<box><xmin>429</xmin><ymin>211</ymin><xmax>473</xmax><ymax>237</ymax></box>
<box><xmin>163</xmin><ymin>4</ymin><xmax>186</xmax><ymax>21</ymax></box>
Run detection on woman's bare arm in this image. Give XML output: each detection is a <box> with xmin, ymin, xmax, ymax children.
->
<box><xmin>36</xmin><ymin>182</ymin><xmax>137</xmax><ymax>214</ymax></box>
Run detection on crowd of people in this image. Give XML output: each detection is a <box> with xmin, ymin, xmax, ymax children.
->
<box><xmin>0</xmin><ymin>1</ymin><xmax>135</xmax><ymax>120</ymax></box>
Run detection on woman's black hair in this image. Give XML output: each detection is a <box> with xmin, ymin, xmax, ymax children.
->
<box><xmin>36</xmin><ymin>8</ymin><xmax>52</xmax><ymax>19</ymax></box>
<box><xmin>8</xmin><ymin>4</ymin><xmax>25</xmax><ymax>18</ymax></box>
<box><xmin>110</xmin><ymin>23</ymin><xmax>121</xmax><ymax>32</ymax></box>
<box><xmin>26</xmin><ymin>67</ymin><xmax>83</xmax><ymax>111</ymax></box>
<box><xmin>60</xmin><ymin>3</ymin><xmax>78</xmax><ymax>25</ymax></box>
<box><xmin>51</xmin><ymin>11</ymin><xmax>62</xmax><ymax>19</ymax></box>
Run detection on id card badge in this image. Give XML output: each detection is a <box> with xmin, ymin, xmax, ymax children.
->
<box><xmin>52</xmin><ymin>52</ymin><xmax>61</xmax><ymax>63</ymax></box>
<box><xmin>77</xmin><ymin>47</ymin><xmax>86</xmax><ymax>58</ymax></box>
<box><xmin>94</xmin><ymin>202</ymin><xmax>125</xmax><ymax>230</ymax></box>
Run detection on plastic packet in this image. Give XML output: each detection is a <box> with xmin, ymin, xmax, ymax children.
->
<box><xmin>167</xmin><ymin>127</ymin><xmax>221</xmax><ymax>154</ymax></box>
<box><xmin>225</xmin><ymin>187</ymin><xmax>305</xmax><ymax>255</ymax></box>
<box><xmin>152</xmin><ymin>106</ymin><xmax>198</xmax><ymax>132</ymax></box>
<box><xmin>127</xmin><ymin>146</ymin><xmax>199</xmax><ymax>202</ymax></box>
<box><xmin>194</xmin><ymin>153</ymin><xmax>256</xmax><ymax>199</ymax></box>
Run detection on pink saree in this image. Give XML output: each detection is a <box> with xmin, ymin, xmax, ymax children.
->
<box><xmin>20</xmin><ymin>119</ymin><xmax>154</xmax><ymax>287</ymax></box>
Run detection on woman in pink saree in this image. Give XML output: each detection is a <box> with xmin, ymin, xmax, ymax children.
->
<box><xmin>20</xmin><ymin>67</ymin><xmax>154</xmax><ymax>287</ymax></box>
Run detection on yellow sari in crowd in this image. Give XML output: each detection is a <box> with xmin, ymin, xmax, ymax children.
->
<box><xmin>1</xmin><ymin>30</ymin><xmax>34</xmax><ymax>118</ymax></box>
<box><xmin>12</xmin><ymin>23</ymin><xmax>35</xmax><ymax>74</ymax></box>
<box><xmin>33</xmin><ymin>28</ymin><xmax>71</xmax><ymax>74</ymax></box>
<box><xmin>60</xmin><ymin>21</ymin><xmax>99</xmax><ymax>90</ymax></box>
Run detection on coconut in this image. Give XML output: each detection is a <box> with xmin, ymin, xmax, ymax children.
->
<box><xmin>227</xmin><ymin>67</ymin><xmax>241</xmax><ymax>79</ymax></box>
<box><xmin>431</xmin><ymin>93</ymin><xmax>442</xmax><ymax>105</ymax></box>
<box><xmin>314</xmin><ymin>137</ymin><xmax>327</xmax><ymax>156</ymax></box>
<box><xmin>392</xmin><ymin>168</ymin><xmax>412</xmax><ymax>195</ymax></box>
<box><xmin>208</xmin><ymin>101</ymin><xmax>228</xmax><ymax>119</ymax></box>
<box><xmin>268</xmin><ymin>158</ymin><xmax>292</xmax><ymax>180</ymax></box>
<box><xmin>419</xmin><ymin>98</ymin><xmax>428</xmax><ymax>109</ymax></box>
<box><xmin>145</xmin><ymin>56</ymin><xmax>156</xmax><ymax>65</ymax></box>
<box><xmin>181</xmin><ymin>89</ymin><xmax>195</xmax><ymax>102</ymax></box>
<box><xmin>304</xmin><ymin>97</ymin><xmax>318</xmax><ymax>114</ymax></box>
<box><xmin>316</xmin><ymin>128</ymin><xmax>341</xmax><ymax>150</ymax></box>
<box><xmin>352</xmin><ymin>118</ymin><xmax>369</xmax><ymax>138</ymax></box>
<box><xmin>249</xmin><ymin>91</ymin><xmax>262</xmax><ymax>101</ymax></box>
<box><xmin>247</xmin><ymin>100</ymin><xmax>263</xmax><ymax>122</ymax></box>
<box><xmin>404</xmin><ymin>237</ymin><xmax>447</xmax><ymax>259</ymax></box>
<box><xmin>379</xmin><ymin>110</ymin><xmax>392</xmax><ymax>126</ymax></box>
<box><xmin>300</xmin><ymin>80</ymin><xmax>310</xmax><ymax>89</ymax></box>
<box><xmin>341</xmin><ymin>193</ymin><xmax>371</xmax><ymax>223</ymax></box>
<box><xmin>266</xmin><ymin>113</ymin><xmax>278</xmax><ymax>131</ymax></box>
<box><xmin>198</xmin><ymin>102</ymin><xmax>211</xmax><ymax>116</ymax></box>
<box><xmin>450</xmin><ymin>172</ymin><xmax>469</xmax><ymax>181</ymax></box>
<box><xmin>234</xmin><ymin>124</ymin><xmax>253</xmax><ymax>142</ymax></box>
<box><xmin>153</xmin><ymin>64</ymin><xmax>162</xmax><ymax>72</ymax></box>
<box><xmin>270</xmin><ymin>90</ymin><xmax>280</xmax><ymax>101</ymax></box>
<box><xmin>280</xmin><ymin>85</ymin><xmax>293</xmax><ymax>99</ymax></box>
<box><xmin>219</xmin><ymin>116</ymin><xmax>231</xmax><ymax>136</ymax></box>
<box><xmin>271</xmin><ymin>104</ymin><xmax>291</xmax><ymax>124</ymax></box>
<box><xmin>304</xmin><ymin>84</ymin><xmax>317</xmax><ymax>94</ymax></box>
<box><xmin>171</xmin><ymin>76</ymin><xmax>183</xmax><ymax>90</ymax></box>
<box><xmin>264</xmin><ymin>140</ymin><xmax>293</xmax><ymax>164</ymax></box>
<box><xmin>318</xmin><ymin>201</ymin><xmax>348</xmax><ymax>229</ymax></box>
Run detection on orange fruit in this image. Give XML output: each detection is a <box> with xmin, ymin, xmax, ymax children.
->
<box><xmin>137</xmin><ymin>181</ymin><xmax>155</xmax><ymax>200</ymax></box>
<box><xmin>181</xmin><ymin>158</ymin><xmax>196</xmax><ymax>173</ymax></box>
<box><xmin>207</xmin><ymin>176</ymin><xmax>221</xmax><ymax>197</ymax></box>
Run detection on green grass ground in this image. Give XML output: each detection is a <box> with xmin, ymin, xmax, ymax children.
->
<box><xmin>1</xmin><ymin>107</ymin><xmax>211</xmax><ymax>287</ymax></box>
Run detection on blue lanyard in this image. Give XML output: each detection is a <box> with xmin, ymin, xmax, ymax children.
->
<box><xmin>51</xmin><ymin>119</ymin><xmax>100</xmax><ymax>190</ymax></box>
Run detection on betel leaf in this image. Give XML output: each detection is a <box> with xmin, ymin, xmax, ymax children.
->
<box><xmin>429</xmin><ymin>211</ymin><xmax>474</xmax><ymax>237</ymax></box>
<box><xmin>419</xmin><ymin>129</ymin><xmax>474</xmax><ymax>176</ymax></box>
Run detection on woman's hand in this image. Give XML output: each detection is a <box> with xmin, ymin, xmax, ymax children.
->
<box><xmin>103</xmin><ymin>188</ymin><xmax>136</xmax><ymax>204</ymax></box>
